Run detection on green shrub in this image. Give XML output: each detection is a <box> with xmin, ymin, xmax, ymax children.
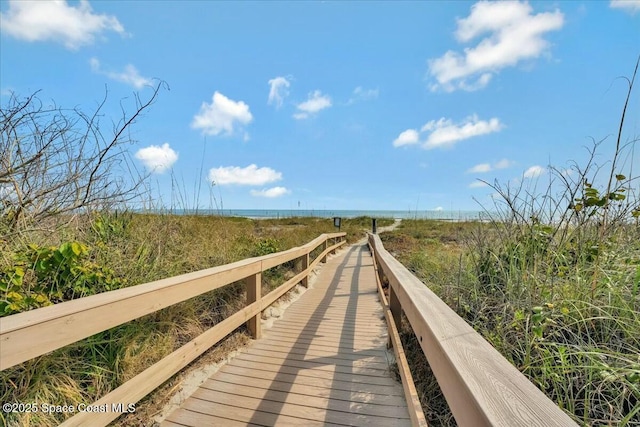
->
<box><xmin>1</xmin><ymin>241</ymin><xmax>126</xmax><ymax>316</ymax></box>
<box><xmin>253</xmin><ymin>238</ymin><xmax>280</xmax><ymax>256</ymax></box>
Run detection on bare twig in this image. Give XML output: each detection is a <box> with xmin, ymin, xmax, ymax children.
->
<box><xmin>1</xmin><ymin>81</ymin><xmax>167</xmax><ymax>231</ymax></box>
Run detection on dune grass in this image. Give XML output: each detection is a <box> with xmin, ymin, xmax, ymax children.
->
<box><xmin>382</xmin><ymin>213</ymin><xmax>640</xmax><ymax>426</ymax></box>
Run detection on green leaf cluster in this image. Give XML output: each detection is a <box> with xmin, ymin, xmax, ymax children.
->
<box><xmin>253</xmin><ymin>238</ymin><xmax>280</xmax><ymax>256</ymax></box>
<box><xmin>1</xmin><ymin>241</ymin><xmax>126</xmax><ymax>316</ymax></box>
<box><xmin>570</xmin><ymin>177</ymin><xmax>628</xmax><ymax>216</ymax></box>
<box><xmin>90</xmin><ymin>211</ymin><xmax>131</xmax><ymax>242</ymax></box>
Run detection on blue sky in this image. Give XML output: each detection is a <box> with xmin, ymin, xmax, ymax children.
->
<box><xmin>1</xmin><ymin>0</ymin><xmax>639</xmax><ymax>211</ymax></box>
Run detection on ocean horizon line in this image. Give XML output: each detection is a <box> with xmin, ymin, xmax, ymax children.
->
<box><xmin>136</xmin><ymin>208</ymin><xmax>488</xmax><ymax>220</ymax></box>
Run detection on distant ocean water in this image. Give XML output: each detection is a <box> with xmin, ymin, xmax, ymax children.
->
<box><xmin>150</xmin><ymin>209</ymin><xmax>487</xmax><ymax>221</ymax></box>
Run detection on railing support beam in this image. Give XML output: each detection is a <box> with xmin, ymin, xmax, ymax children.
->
<box><xmin>321</xmin><ymin>240</ymin><xmax>328</xmax><ymax>262</ymax></box>
<box><xmin>388</xmin><ymin>284</ymin><xmax>402</xmax><ymax>345</ymax></box>
<box><xmin>301</xmin><ymin>254</ymin><xmax>309</xmax><ymax>287</ymax></box>
<box><xmin>246</xmin><ymin>272</ymin><xmax>262</xmax><ymax>339</ymax></box>
<box><xmin>369</xmin><ymin>233</ymin><xmax>577</xmax><ymax>427</ymax></box>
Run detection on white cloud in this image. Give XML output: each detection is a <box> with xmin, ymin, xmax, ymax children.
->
<box><xmin>469</xmin><ymin>181</ymin><xmax>489</xmax><ymax>188</ymax></box>
<box><xmin>422</xmin><ymin>115</ymin><xmax>503</xmax><ymax>149</ymax></box>
<box><xmin>523</xmin><ymin>165</ymin><xmax>546</xmax><ymax>178</ymax></box>
<box><xmin>467</xmin><ymin>158</ymin><xmax>514</xmax><ymax>173</ymax></box>
<box><xmin>610</xmin><ymin>0</ymin><xmax>640</xmax><ymax>13</ymax></box>
<box><xmin>393</xmin><ymin>129</ymin><xmax>420</xmax><ymax>147</ymax></box>
<box><xmin>428</xmin><ymin>1</ymin><xmax>564</xmax><ymax>92</ymax></box>
<box><xmin>267</xmin><ymin>76</ymin><xmax>291</xmax><ymax>108</ymax></box>
<box><xmin>434</xmin><ymin>206</ymin><xmax>444</xmax><ymax>211</ymax></box>
<box><xmin>494</xmin><ymin>158</ymin><xmax>514</xmax><ymax>169</ymax></box>
<box><xmin>293</xmin><ymin>90</ymin><xmax>332</xmax><ymax>119</ymax></box>
<box><xmin>467</xmin><ymin>163</ymin><xmax>492</xmax><ymax>173</ymax></box>
<box><xmin>192</xmin><ymin>92</ymin><xmax>253</xmax><ymax>137</ymax></box>
<box><xmin>134</xmin><ymin>143</ymin><xmax>178</xmax><ymax>173</ymax></box>
<box><xmin>250</xmin><ymin>187</ymin><xmax>290</xmax><ymax>198</ymax></box>
<box><xmin>0</xmin><ymin>0</ymin><xmax>125</xmax><ymax>50</ymax></box>
<box><xmin>90</xmin><ymin>58</ymin><xmax>151</xmax><ymax>89</ymax></box>
<box><xmin>348</xmin><ymin>86</ymin><xmax>379</xmax><ymax>104</ymax></box>
<box><xmin>208</xmin><ymin>165</ymin><xmax>282</xmax><ymax>186</ymax></box>
<box><xmin>393</xmin><ymin>115</ymin><xmax>503</xmax><ymax>149</ymax></box>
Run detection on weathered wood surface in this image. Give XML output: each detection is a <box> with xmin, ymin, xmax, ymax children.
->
<box><xmin>163</xmin><ymin>244</ymin><xmax>411</xmax><ymax>427</ymax></box>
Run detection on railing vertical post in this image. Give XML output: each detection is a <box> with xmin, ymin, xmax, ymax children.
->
<box><xmin>374</xmin><ymin>253</ymin><xmax>384</xmax><ymax>294</ymax></box>
<box><xmin>372</xmin><ymin>218</ymin><xmax>377</xmax><ymax>234</ymax></box>
<box><xmin>301</xmin><ymin>253</ymin><xmax>309</xmax><ymax>287</ymax></box>
<box><xmin>321</xmin><ymin>239</ymin><xmax>328</xmax><ymax>262</ymax></box>
<box><xmin>388</xmin><ymin>283</ymin><xmax>402</xmax><ymax>344</ymax></box>
<box><xmin>246</xmin><ymin>272</ymin><xmax>261</xmax><ymax>339</ymax></box>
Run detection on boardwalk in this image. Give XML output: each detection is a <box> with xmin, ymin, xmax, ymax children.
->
<box><xmin>162</xmin><ymin>243</ymin><xmax>411</xmax><ymax>426</ymax></box>
<box><xmin>2</xmin><ymin>228</ymin><xmax>575</xmax><ymax>427</ymax></box>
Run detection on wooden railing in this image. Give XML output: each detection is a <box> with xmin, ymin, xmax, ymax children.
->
<box><xmin>368</xmin><ymin>233</ymin><xmax>577</xmax><ymax>427</ymax></box>
<box><xmin>0</xmin><ymin>232</ymin><xmax>346</xmax><ymax>427</ymax></box>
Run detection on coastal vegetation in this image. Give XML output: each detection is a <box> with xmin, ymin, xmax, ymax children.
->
<box><xmin>0</xmin><ymin>213</ymin><xmax>390</xmax><ymax>426</ymax></box>
<box><xmin>383</xmin><ymin>62</ymin><xmax>640</xmax><ymax>426</ymax></box>
<box><xmin>384</xmin><ymin>213</ymin><xmax>639</xmax><ymax>426</ymax></box>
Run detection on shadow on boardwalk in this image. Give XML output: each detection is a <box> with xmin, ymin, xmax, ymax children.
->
<box><xmin>162</xmin><ymin>243</ymin><xmax>410</xmax><ymax>426</ymax></box>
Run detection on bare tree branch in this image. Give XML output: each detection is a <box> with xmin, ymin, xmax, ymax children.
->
<box><xmin>0</xmin><ymin>82</ymin><xmax>167</xmax><ymax>231</ymax></box>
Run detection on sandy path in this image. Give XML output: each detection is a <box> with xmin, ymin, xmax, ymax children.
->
<box><xmin>379</xmin><ymin>218</ymin><xmax>402</xmax><ymax>233</ymax></box>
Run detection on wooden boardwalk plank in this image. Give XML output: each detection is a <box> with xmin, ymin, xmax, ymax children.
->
<box><xmin>267</xmin><ymin>319</ymin><xmax>385</xmax><ymax>332</ymax></box>
<box><xmin>183</xmin><ymin>392</ymin><xmax>410</xmax><ymax>427</ymax></box>
<box><xmin>223</xmin><ymin>358</ymin><xmax>401</xmax><ymax>387</ymax></box>
<box><xmin>168</xmin><ymin>399</ymin><xmax>345</xmax><ymax>427</ymax></box>
<box><xmin>198</xmin><ymin>381</ymin><xmax>410</xmax><ymax>418</ymax></box>
<box><xmin>162</xmin><ymin>244</ymin><xmax>411</xmax><ymax>426</ymax></box>
<box><xmin>242</xmin><ymin>347</ymin><xmax>391</xmax><ymax>370</ymax></box>
<box><xmin>248</xmin><ymin>340</ymin><xmax>385</xmax><ymax>359</ymax></box>
<box><xmin>231</xmin><ymin>352</ymin><xmax>391</xmax><ymax>377</ymax></box>
<box><xmin>208</xmin><ymin>373</ymin><xmax>408</xmax><ymax>406</ymax></box>
<box><xmin>216</xmin><ymin>365</ymin><xmax>406</xmax><ymax>397</ymax></box>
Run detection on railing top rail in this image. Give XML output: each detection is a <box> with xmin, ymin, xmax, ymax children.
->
<box><xmin>1</xmin><ymin>232</ymin><xmax>346</xmax><ymax>334</ymax></box>
<box><xmin>0</xmin><ymin>232</ymin><xmax>345</xmax><ymax>371</ymax></box>
<box><xmin>368</xmin><ymin>233</ymin><xmax>576</xmax><ymax>427</ymax></box>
